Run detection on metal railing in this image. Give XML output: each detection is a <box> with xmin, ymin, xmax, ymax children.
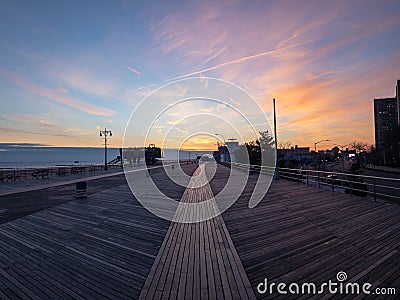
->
<box><xmin>221</xmin><ymin>162</ymin><xmax>400</xmax><ymax>202</ymax></box>
<box><xmin>277</xmin><ymin>167</ymin><xmax>400</xmax><ymax>202</ymax></box>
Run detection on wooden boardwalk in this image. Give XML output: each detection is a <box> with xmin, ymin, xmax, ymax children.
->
<box><xmin>139</xmin><ymin>164</ymin><xmax>256</xmax><ymax>300</ymax></box>
<box><xmin>0</xmin><ymin>185</ymin><xmax>170</xmax><ymax>299</ymax></box>
<box><xmin>210</xmin><ymin>165</ymin><xmax>400</xmax><ymax>299</ymax></box>
<box><xmin>0</xmin><ymin>162</ymin><xmax>399</xmax><ymax>299</ymax></box>
<box><xmin>0</xmin><ymin>165</ymin><xmax>171</xmax><ymax>224</ymax></box>
<box><xmin>0</xmin><ymin>165</ymin><xmax>194</xmax><ymax>299</ymax></box>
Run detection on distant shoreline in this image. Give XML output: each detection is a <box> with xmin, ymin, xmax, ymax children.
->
<box><xmin>0</xmin><ymin>147</ymin><xmax>212</xmax><ymax>169</ymax></box>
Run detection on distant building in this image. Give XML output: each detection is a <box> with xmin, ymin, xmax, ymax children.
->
<box><xmin>213</xmin><ymin>150</ymin><xmax>221</xmax><ymax>163</ymax></box>
<box><xmin>374</xmin><ymin>80</ymin><xmax>400</xmax><ymax>149</ymax></box>
<box><xmin>225</xmin><ymin>141</ymin><xmax>239</xmax><ymax>162</ymax></box>
<box><xmin>215</xmin><ymin>140</ymin><xmax>240</xmax><ymax>163</ymax></box>
<box><xmin>278</xmin><ymin>145</ymin><xmax>313</xmax><ymax>166</ymax></box>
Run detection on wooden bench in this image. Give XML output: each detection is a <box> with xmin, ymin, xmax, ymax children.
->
<box><xmin>72</xmin><ymin>167</ymin><xmax>85</xmax><ymax>174</ymax></box>
<box><xmin>0</xmin><ymin>171</ymin><xmax>21</xmax><ymax>182</ymax></box>
<box><xmin>57</xmin><ymin>168</ymin><xmax>67</xmax><ymax>176</ymax></box>
<box><xmin>32</xmin><ymin>169</ymin><xmax>50</xmax><ymax>179</ymax></box>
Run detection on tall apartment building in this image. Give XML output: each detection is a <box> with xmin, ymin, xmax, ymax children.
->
<box><xmin>374</xmin><ymin>80</ymin><xmax>400</xmax><ymax>149</ymax></box>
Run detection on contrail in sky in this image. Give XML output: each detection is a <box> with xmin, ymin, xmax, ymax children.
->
<box><xmin>134</xmin><ymin>39</ymin><xmax>317</xmax><ymax>91</ymax></box>
<box><xmin>127</xmin><ymin>66</ymin><xmax>141</xmax><ymax>75</ymax></box>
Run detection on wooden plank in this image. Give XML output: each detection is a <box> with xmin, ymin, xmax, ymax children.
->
<box><xmin>0</xmin><ymin>164</ymin><xmax>199</xmax><ymax>299</ymax></box>
<box><xmin>211</xmin><ymin>164</ymin><xmax>400</xmax><ymax>298</ymax></box>
<box><xmin>139</xmin><ymin>164</ymin><xmax>255</xmax><ymax>299</ymax></box>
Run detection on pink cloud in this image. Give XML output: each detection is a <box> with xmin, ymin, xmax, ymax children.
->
<box><xmin>166</xmin><ymin>39</ymin><xmax>317</xmax><ymax>82</ymax></box>
<box><xmin>54</xmin><ymin>86</ymin><xmax>69</xmax><ymax>94</ymax></box>
<box><xmin>0</xmin><ymin>68</ymin><xmax>116</xmax><ymax>116</ymax></box>
<box><xmin>140</xmin><ymin>1</ymin><xmax>400</xmax><ymax>148</ymax></box>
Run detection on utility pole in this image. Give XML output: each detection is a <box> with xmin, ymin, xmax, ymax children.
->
<box><xmin>215</xmin><ymin>133</ymin><xmax>226</xmax><ymax>162</ymax></box>
<box><xmin>99</xmin><ymin>128</ymin><xmax>112</xmax><ymax>170</ymax></box>
<box><xmin>334</xmin><ymin>144</ymin><xmax>349</xmax><ymax>172</ymax></box>
<box><xmin>273</xmin><ymin>98</ymin><xmax>280</xmax><ymax>180</ymax></box>
<box><xmin>314</xmin><ymin>139</ymin><xmax>330</xmax><ymax>170</ymax></box>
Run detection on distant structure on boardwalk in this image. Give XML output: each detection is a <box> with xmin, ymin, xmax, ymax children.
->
<box><xmin>374</xmin><ymin>80</ymin><xmax>400</xmax><ymax>150</ymax></box>
<box><xmin>213</xmin><ymin>140</ymin><xmax>240</xmax><ymax>162</ymax></box>
<box><xmin>122</xmin><ymin>144</ymin><xmax>162</xmax><ymax>165</ymax></box>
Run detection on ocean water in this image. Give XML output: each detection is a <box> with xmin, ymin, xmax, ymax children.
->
<box><xmin>162</xmin><ymin>149</ymin><xmax>213</xmax><ymax>162</ymax></box>
<box><xmin>0</xmin><ymin>145</ymin><xmax>213</xmax><ymax>169</ymax></box>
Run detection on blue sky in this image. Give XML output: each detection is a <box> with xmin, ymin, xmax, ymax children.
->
<box><xmin>1</xmin><ymin>0</ymin><xmax>400</xmax><ymax>149</ymax></box>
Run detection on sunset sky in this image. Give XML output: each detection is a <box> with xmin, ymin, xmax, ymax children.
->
<box><xmin>1</xmin><ymin>0</ymin><xmax>400</xmax><ymax>150</ymax></box>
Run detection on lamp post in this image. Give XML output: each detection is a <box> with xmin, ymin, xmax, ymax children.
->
<box><xmin>314</xmin><ymin>139</ymin><xmax>330</xmax><ymax>170</ymax></box>
<box><xmin>215</xmin><ymin>133</ymin><xmax>226</xmax><ymax>145</ymax></box>
<box><xmin>273</xmin><ymin>98</ymin><xmax>280</xmax><ymax>180</ymax></box>
<box><xmin>99</xmin><ymin>128</ymin><xmax>112</xmax><ymax>170</ymax></box>
<box><xmin>334</xmin><ymin>144</ymin><xmax>349</xmax><ymax>172</ymax></box>
<box><xmin>215</xmin><ymin>134</ymin><xmax>226</xmax><ymax>162</ymax></box>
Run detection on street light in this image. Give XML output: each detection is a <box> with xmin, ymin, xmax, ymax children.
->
<box><xmin>215</xmin><ymin>133</ymin><xmax>226</xmax><ymax>145</ymax></box>
<box><xmin>215</xmin><ymin>134</ymin><xmax>226</xmax><ymax>162</ymax></box>
<box><xmin>334</xmin><ymin>144</ymin><xmax>350</xmax><ymax>172</ymax></box>
<box><xmin>273</xmin><ymin>98</ymin><xmax>279</xmax><ymax>180</ymax></box>
<box><xmin>99</xmin><ymin>128</ymin><xmax>112</xmax><ymax>170</ymax></box>
<box><xmin>314</xmin><ymin>139</ymin><xmax>330</xmax><ymax>170</ymax></box>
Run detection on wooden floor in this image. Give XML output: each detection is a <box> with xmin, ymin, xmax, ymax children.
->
<box><xmin>0</xmin><ymin>165</ymin><xmax>194</xmax><ymax>299</ymax></box>
<box><xmin>139</xmin><ymin>164</ymin><xmax>255</xmax><ymax>300</ymax></box>
<box><xmin>0</xmin><ymin>165</ymin><xmax>175</xmax><ymax>224</ymax></box>
<box><xmin>0</xmin><ymin>163</ymin><xmax>399</xmax><ymax>299</ymax></box>
<box><xmin>211</xmin><ymin>165</ymin><xmax>400</xmax><ymax>299</ymax></box>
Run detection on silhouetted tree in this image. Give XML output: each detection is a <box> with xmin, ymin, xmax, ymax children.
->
<box><xmin>259</xmin><ymin>131</ymin><xmax>275</xmax><ymax>167</ymax></box>
<box><xmin>235</xmin><ymin>131</ymin><xmax>275</xmax><ymax>166</ymax></box>
<box><xmin>278</xmin><ymin>141</ymin><xmax>292</xmax><ymax>149</ymax></box>
<box><xmin>350</xmin><ymin>141</ymin><xmax>368</xmax><ymax>153</ymax></box>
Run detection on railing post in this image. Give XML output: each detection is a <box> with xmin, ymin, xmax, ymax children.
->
<box><xmin>306</xmin><ymin>173</ymin><xmax>309</xmax><ymax>186</ymax></box>
<box><xmin>373</xmin><ymin>178</ymin><xmax>376</xmax><ymax>202</ymax></box>
<box><xmin>350</xmin><ymin>176</ymin><xmax>353</xmax><ymax>196</ymax></box>
<box><xmin>317</xmin><ymin>171</ymin><xmax>320</xmax><ymax>189</ymax></box>
<box><xmin>331</xmin><ymin>175</ymin><xmax>334</xmax><ymax>192</ymax></box>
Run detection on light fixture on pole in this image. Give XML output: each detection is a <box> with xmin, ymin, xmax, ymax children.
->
<box><xmin>215</xmin><ymin>133</ymin><xmax>226</xmax><ymax>145</ymax></box>
<box><xmin>215</xmin><ymin>133</ymin><xmax>226</xmax><ymax>162</ymax></box>
<box><xmin>334</xmin><ymin>144</ymin><xmax>349</xmax><ymax>172</ymax></box>
<box><xmin>314</xmin><ymin>139</ymin><xmax>330</xmax><ymax>170</ymax></box>
<box><xmin>99</xmin><ymin>128</ymin><xmax>112</xmax><ymax>170</ymax></box>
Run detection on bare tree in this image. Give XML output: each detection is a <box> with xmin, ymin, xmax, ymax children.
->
<box><xmin>278</xmin><ymin>141</ymin><xmax>292</xmax><ymax>149</ymax></box>
<box><xmin>368</xmin><ymin>144</ymin><xmax>375</xmax><ymax>153</ymax></box>
<box><xmin>350</xmin><ymin>141</ymin><xmax>368</xmax><ymax>153</ymax></box>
